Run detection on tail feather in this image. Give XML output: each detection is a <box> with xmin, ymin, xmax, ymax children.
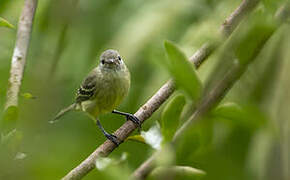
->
<box><xmin>49</xmin><ymin>103</ymin><xmax>76</xmax><ymax>124</ymax></box>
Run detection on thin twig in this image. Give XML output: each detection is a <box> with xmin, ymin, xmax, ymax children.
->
<box><xmin>220</xmin><ymin>0</ymin><xmax>260</xmax><ymax>36</ymax></box>
<box><xmin>4</xmin><ymin>0</ymin><xmax>38</xmax><ymax>110</ymax></box>
<box><xmin>61</xmin><ymin>1</ymin><xmax>260</xmax><ymax>179</ymax></box>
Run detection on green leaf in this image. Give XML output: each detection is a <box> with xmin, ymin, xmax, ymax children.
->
<box><xmin>21</xmin><ymin>92</ymin><xmax>37</xmax><ymax>99</ymax></box>
<box><xmin>212</xmin><ymin>102</ymin><xmax>267</xmax><ymax>129</ymax></box>
<box><xmin>126</xmin><ymin>135</ymin><xmax>146</xmax><ymax>144</ymax></box>
<box><xmin>161</xmin><ymin>94</ymin><xmax>186</xmax><ymax>143</ymax></box>
<box><xmin>155</xmin><ymin>144</ymin><xmax>175</xmax><ymax>167</ymax></box>
<box><xmin>212</xmin><ymin>102</ymin><xmax>243</xmax><ymax>121</ymax></box>
<box><xmin>233</xmin><ymin>14</ymin><xmax>277</xmax><ymax>65</ymax></box>
<box><xmin>1</xmin><ymin>106</ymin><xmax>19</xmax><ymax>133</ymax></box>
<box><xmin>262</xmin><ymin>0</ymin><xmax>284</xmax><ymax>14</ymax></box>
<box><xmin>150</xmin><ymin>166</ymin><xmax>206</xmax><ymax>179</ymax></box>
<box><xmin>164</xmin><ymin>40</ymin><xmax>202</xmax><ymax>100</ymax></box>
<box><xmin>0</xmin><ymin>17</ymin><xmax>15</xmax><ymax>29</ymax></box>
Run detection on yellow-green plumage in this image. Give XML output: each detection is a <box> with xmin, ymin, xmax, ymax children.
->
<box><xmin>79</xmin><ymin>64</ymin><xmax>130</xmax><ymax>116</ymax></box>
<box><xmin>53</xmin><ymin>49</ymin><xmax>140</xmax><ymax>145</ymax></box>
<box><xmin>53</xmin><ymin>49</ymin><xmax>130</xmax><ymax>121</ymax></box>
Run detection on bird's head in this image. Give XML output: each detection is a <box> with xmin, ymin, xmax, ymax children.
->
<box><xmin>99</xmin><ymin>49</ymin><xmax>125</xmax><ymax>70</ymax></box>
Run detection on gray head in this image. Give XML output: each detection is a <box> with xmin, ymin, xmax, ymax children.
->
<box><xmin>99</xmin><ymin>49</ymin><xmax>125</xmax><ymax>70</ymax></box>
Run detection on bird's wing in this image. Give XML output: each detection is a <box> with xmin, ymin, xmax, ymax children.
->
<box><xmin>75</xmin><ymin>70</ymin><xmax>98</xmax><ymax>103</ymax></box>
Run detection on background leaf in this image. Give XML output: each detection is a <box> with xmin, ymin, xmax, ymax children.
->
<box><xmin>212</xmin><ymin>102</ymin><xmax>267</xmax><ymax>129</ymax></box>
<box><xmin>126</xmin><ymin>135</ymin><xmax>146</xmax><ymax>144</ymax></box>
<box><xmin>161</xmin><ymin>94</ymin><xmax>186</xmax><ymax>144</ymax></box>
<box><xmin>0</xmin><ymin>17</ymin><xmax>14</xmax><ymax>29</ymax></box>
<box><xmin>21</xmin><ymin>92</ymin><xmax>37</xmax><ymax>99</ymax></box>
<box><xmin>1</xmin><ymin>106</ymin><xmax>18</xmax><ymax>134</ymax></box>
<box><xmin>232</xmin><ymin>13</ymin><xmax>277</xmax><ymax>66</ymax></box>
<box><xmin>164</xmin><ymin>40</ymin><xmax>202</xmax><ymax>100</ymax></box>
<box><xmin>150</xmin><ymin>166</ymin><xmax>206</xmax><ymax>180</ymax></box>
<box><xmin>212</xmin><ymin>102</ymin><xmax>244</xmax><ymax>121</ymax></box>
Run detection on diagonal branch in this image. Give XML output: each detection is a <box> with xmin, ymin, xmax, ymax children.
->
<box><xmin>220</xmin><ymin>0</ymin><xmax>260</xmax><ymax>36</ymax></box>
<box><xmin>4</xmin><ymin>0</ymin><xmax>38</xmax><ymax>110</ymax></box>
<box><xmin>61</xmin><ymin>0</ymin><xmax>260</xmax><ymax>179</ymax></box>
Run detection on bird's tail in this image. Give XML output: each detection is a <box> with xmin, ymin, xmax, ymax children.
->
<box><xmin>49</xmin><ymin>103</ymin><xmax>77</xmax><ymax>124</ymax></box>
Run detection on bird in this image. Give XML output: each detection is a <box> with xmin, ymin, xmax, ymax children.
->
<box><xmin>51</xmin><ymin>49</ymin><xmax>141</xmax><ymax>146</ymax></box>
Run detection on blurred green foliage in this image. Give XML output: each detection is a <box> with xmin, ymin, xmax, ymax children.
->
<box><xmin>0</xmin><ymin>0</ymin><xmax>289</xmax><ymax>180</ymax></box>
<box><xmin>164</xmin><ymin>41</ymin><xmax>202</xmax><ymax>100</ymax></box>
<box><xmin>161</xmin><ymin>94</ymin><xmax>186</xmax><ymax>144</ymax></box>
<box><xmin>0</xmin><ymin>17</ymin><xmax>15</xmax><ymax>29</ymax></box>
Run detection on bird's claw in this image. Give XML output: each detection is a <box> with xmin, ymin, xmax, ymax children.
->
<box><xmin>126</xmin><ymin>114</ymin><xmax>142</xmax><ymax>132</ymax></box>
<box><xmin>105</xmin><ymin>133</ymin><xmax>121</xmax><ymax>146</ymax></box>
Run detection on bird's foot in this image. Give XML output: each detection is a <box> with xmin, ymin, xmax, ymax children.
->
<box><xmin>126</xmin><ymin>114</ymin><xmax>142</xmax><ymax>132</ymax></box>
<box><xmin>104</xmin><ymin>133</ymin><xmax>121</xmax><ymax>146</ymax></box>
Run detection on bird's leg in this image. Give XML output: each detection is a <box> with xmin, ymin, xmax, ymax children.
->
<box><xmin>96</xmin><ymin>118</ymin><xmax>120</xmax><ymax>146</ymax></box>
<box><xmin>112</xmin><ymin>110</ymin><xmax>141</xmax><ymax>132</ymax></box>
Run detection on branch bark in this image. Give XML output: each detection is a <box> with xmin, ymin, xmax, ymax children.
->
<box><xmin>220</xmin><ymin>0</ymin><xmax>259</xmax><ymax>36</ymax></box>
<box><xmin>4</xmin><ymin>0</ymin><xmax>38</xmax><ymax>110</ymax></box>
<box><xmin>61</xmin><ymin>0</ymin><xmax>260</xmax><ymax>179</ymax></box>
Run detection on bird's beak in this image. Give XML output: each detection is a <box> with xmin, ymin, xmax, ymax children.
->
<box><xmin>105</xmin><ymin>59</ymin><xmax>114</xmax><ymax>64</ymax></box>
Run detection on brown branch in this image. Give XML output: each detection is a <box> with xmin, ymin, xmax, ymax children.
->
<box><xmin>220</xmin><ymin>0</ymin><xmax>260</xmax><ymax>36</ymax></box>
<box><xmin>4</xmin><ymin>0</ymin><xmax>38</xmax><ymax>110</ymax></box>
<box><xmin>61</xmin><ymin>0</ymin><xmax>260</xmax><ymax>179</ymax></box>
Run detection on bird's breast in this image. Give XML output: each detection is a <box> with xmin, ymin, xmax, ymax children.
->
<box><xmin>83</xmin><ymin>70</ymin><xmax>130</xmax><ymax>116</ymax></box>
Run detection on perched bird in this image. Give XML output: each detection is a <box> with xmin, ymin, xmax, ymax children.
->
<box><xmin>52</xmin><ymin>49</ymin><xmax>141</xmax><ymax>145</ymax></box>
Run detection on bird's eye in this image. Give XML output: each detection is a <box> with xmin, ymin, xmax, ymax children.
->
<box><xmin>101</xmin><ymin>59</ymin><xmax>105</xmax><ymax>64</ymax></box>
<box><xmin>118</xmin><ymin>56</ymin><xmax>121</xmax><ymax>61</ymax></box>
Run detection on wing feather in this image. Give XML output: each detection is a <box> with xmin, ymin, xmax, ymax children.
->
<box><xmin>76</xmin><ymin>71</ymin><xmax>97</xmax><ymax>103</ymax></box>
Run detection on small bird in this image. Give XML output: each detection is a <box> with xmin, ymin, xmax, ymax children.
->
<box><xmin>52</xmin><ymin>49</ymin><xmax>141</xmax><ymax>145</ymax></box>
